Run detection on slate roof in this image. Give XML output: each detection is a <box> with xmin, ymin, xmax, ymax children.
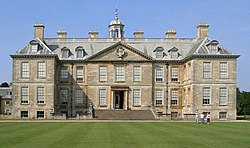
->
<box><xmin>12</xmin><ymin>37</ymin><xmax>239</xmax><ymax>61</ymax></box>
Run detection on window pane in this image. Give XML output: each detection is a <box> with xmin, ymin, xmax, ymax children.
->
<box><xmin>37</xmin><ymin>111</ymin><xmax>44</xmax><ymax>118</ymax></box>
<box><xmin>76</xmin><ymin>66</ymin><xmax>84</xmax><ymax>81</ymax></box>
<box><xmin>133</xmin><ymin>66</ymin><xmax>141</xmax><ymax>81</ymax></box>
<box><xmin>133</xmin><ymin>89</ymin><xmax>141</xmax><ymax>106</ymax></box>
<box><xmin>171</xmin><ymin>67</ymin><xmax>178</xmax><ymax>82</ymax></box>
<box><xmin>21</xmin><ymin>111</ymin><xmax>28</xmax><ymax>118</ymax></box>
<box><xmin>116</xmin><ymin>66</ymin><xmax>125</xmax><ymax>81</ymax></box>
<box><xmin>75</xmin><ymin>89</ymin><xmax>83</xmax><ymax>104</ymax></box>
<box><xmin>37</xmin><ymin>87</ymin><xmax>45</xmax><ymax>104</ymax></box>
<box><xmin>38</xmin><ymin>62</ymin><xmax>46</xmax><ymax>78</ymax></box>
<box><xmin>61</xmin><ymin>66</ymin><xmax>68</xmax><ymax>81</ymax></box>
<box><xmin>220</xmin><ymin>62</ymin><xmax>228</xmax><ymax>78</ymax></box>
<box><xmin>203</xmin><ymin>62</ymin><xmax>211</xmax><ymax>78</ymax></box>
<box><xmin>203</xmin><ymin>87</ymin><xmax>210</xmax><ymax>105</ymax></box>
<box><xmin>21</xmin><ymin>87</ymin><xmax>29</xmax><ymax>104</ymax></box>
<box><xmin>62</xmin><ymin>50</ymin><xmax>69</xmax><ymax>58</ymax></box>
<box><xmin>60</xmin><ymin>89</ymin><xmax>68</xmax><ymax>104</ymax></box>
<box><xmin>99</xmin><ymin>89</ymin><xmax>106</xmax><ymax>106</ymax></box>
<box><xmin>155</xmin><ymin>90</ymin><xmax>163</xmax><ymax>105</ymax></box>
<box><xmin>155</xmin><ymin>67</ymin><xmax>163</xmax><ymax>82</ymax></box>
<box><xmin>219</xmin><ymin>112</ymin><xmax>227</xmax><ymax>119</ymax></box>
<box><xmin>219</xmin><ymin>87</ymin><xmax>227</xmax><ymax>105</ymax></box>
<box><xmin>21</xmin><ymin>62</ymin><xmax>29</xmax><ymax>78</ymax></box>
<box><xmin>171</xmin><ymin>90</ymin><xmax>178</xmax><ymax>105</ymax></box>
<box><xmin>99</xmin><ymin>66</ymin><xmax>107</xmax><ymax>81</ymax></box>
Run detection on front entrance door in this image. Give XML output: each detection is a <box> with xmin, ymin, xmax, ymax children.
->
<box><xmin>114</xmin><ymin>91</ymin><xmax>124</xmax><ymax>109</ymax></box>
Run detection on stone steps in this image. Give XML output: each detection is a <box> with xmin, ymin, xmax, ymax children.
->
<box><xmin>94</xmin><ymin>110</ymin><xmax>156</xmax><ymax>120</ymax></box>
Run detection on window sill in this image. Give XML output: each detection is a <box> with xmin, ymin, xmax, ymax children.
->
<box><xmin>37</xmin><ymin>77</ymin><xmax>46</xmax><ymax>79</ymax></box>
<box><xmin>21</xmin><ymin>103</ymin><xmax>29</xmax><ymax>105</ymax></box>
<box><xmin>154</xmin><ymin>105</ymin><xmax>164</xmax><ymax>107</ymax></box>
<box><xmin>219</xmin><ymin>105</ymin><xmax>228</xmax><ymax>106</ymax></box>
<box><xmin>115</xmin><ymin>81</ymin><xmax>126</xmax><ymax>83</ymax></box>
<box><xmin>99</xmin><ymin>105</ymin><xmax>107</xmax><ymax>107</ymax></box>
<box><xmin>133</xmin><ymin>105</ymin><xmax>141</xmax><ymax>107</ymax></box>
<box><xmin>37</xmin><ymin>103</ymin><xmax>46</xmax><ymax>105</ymax></box>
<box><xmin>202</xmin><ymin>104</ymin><xmax>212</xmax><ymax>106</ymax></box>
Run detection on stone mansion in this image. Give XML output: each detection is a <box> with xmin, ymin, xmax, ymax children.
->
<box><xmin>11</xmin><ymin>10</ymin><xmax>239</xmax><ymax>120</ymax></box>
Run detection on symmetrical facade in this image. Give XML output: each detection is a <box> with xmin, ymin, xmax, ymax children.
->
<box><xmin>11</xmin><ymin>11</ymin><xmax>239</xmax><ymax>120</ymax></box>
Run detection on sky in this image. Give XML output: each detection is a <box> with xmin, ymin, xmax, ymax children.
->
<box><xmin>0</xmin><ymin>0</ymin><xmax>249</xmax><ymax>91</ymax></box>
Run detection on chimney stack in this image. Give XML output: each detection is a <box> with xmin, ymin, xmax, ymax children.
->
<box><xmin>88</xmin><ymin>31</ymin><xmax>98</xmax><ymax>40</ymax></box>
<box><xmin>57</xmin><ymin>30</ymin><xmax>67</xmax><ymax>39</ymax></box>
<box><xmin>34</xmin><ymin>23</ymin><xmax>45</xmax><ymax>39</ymax></box>
<box><xmin>197</xmin><ymin>23</ymin><xmax>209</xmax><ymax>38</ymax></box>
<box><xmin>133</xmin><ymin>30</ymin><xmax>144</xmax><ymax>40</ymax></box>
<box><xmin>166</xmin><ymin>30</ymin><xmax>176</xmax><ymax>38</ymax></box>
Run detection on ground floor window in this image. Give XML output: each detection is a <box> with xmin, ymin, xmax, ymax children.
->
<box><xmin>21</xmin><ymin>111</ymin><xmax>28</xmax><ymax>118</ymax></box>
<box><xmin>37</xmin><ymin>111</ymin><xmax>45</xmax><ymax>118</ymax></box>
<box><xmin>99</xmin><ymin>89</ymin><xmax>107</xmax><ymax>106</ymax></box>
<box><xmin>219</xmin><ymin>112</ymin><xmax>227</xmax><ymax>120</ymax></box>
<box><xmin>171</xmin><ymin>112</ymin><xmax>178</xmax><ymax>119</ymax></box>
<box><xmin>155</xmin><ymin>89</ymin><xmax>163</xmax><ymax>105</ymax></box>
<box><xmin>133</xmin><ymin>89</ymin><xmax>141</xmax><ymax>106</ymax></box>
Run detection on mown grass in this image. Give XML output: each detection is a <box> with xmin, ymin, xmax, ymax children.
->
<box><xmin>0</xmin><ymin>122</ymin><xmax>249</xmax><ymax>148</ymax></box>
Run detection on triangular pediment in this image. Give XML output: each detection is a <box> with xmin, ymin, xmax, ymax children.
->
<box><xmin>86</xmin><ymin>42</ymin><xmax>153</xmax><ymax>61</ymax></box>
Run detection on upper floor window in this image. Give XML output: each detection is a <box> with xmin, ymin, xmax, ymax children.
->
<box><xmin>203</xmin><ymin>62</ymin><xmax>211</xmax><ymax>78</ymax></box>
<box><xmin>219</xmin><ymin>87</ymin><xmax>228</xmax><ymax>105</ymax></box>
<box><xmin>168</xmin><ymin>47</ymin><xmax>179</xmax><ymax>58</ymax></box>
<box><xmin>208</xmin><ymin>40</ymin><xmax>219</xmax><ymax>53</ymax></box>
<box><xmin>155</xmin><ymin>66</ymin><xmax>163</xmax><ymax>82</ymax></box>
<box><xmin>21</xmin><ymin>87</ymin><xmax>29</xmax><ymax>104</ymax></box>
<box><xmin>219</xmin><ymin>62</ymin><xmax>228</xmax><ymax>78</ymax></box>
<box><xmin>171</xmin><ymin>90</ymin><xmax>178</xmax><ymax>106</ymax></box>
<box><xmin>203</xmin><ymin>87</ymin><xmax>211</xmax><ymax>105</ymax></box>
<box><xmin>76</xmin><ymin>46</ymin><xmax>86</xmax><ymax>58</ymax></box>
<box><xmin>60</xmin><ymin>89</ymin><xmax>68</xmax><ymax>104</ymax></box>
<box><xmin>99</xmin><ymin>66</ymin><xmax>107</xmax><ymax>82</ymax></box>
<box><xmin>31</xmin><ymin>45</ymin><xmax>38</xmax><ymax>53</ymax></box>
<box><xmin>21</xmin><ymin>62</ymin><xmax>29</xmax><ymax>78</ymax></box>
<box><xmin>61</xmin><ymin>47</ymin><xmax>70</xmax><ymax>58</ymax></box>
<box><xmin>115</xmin><ymin>65</ymin><xmax>125</xmax><ymax>81</ymax></box>
<box><xmin>155</xmin><ymin>89</ymin><xmax>163</xmax><ymax>105</ymax></box>
<box><xmin>133</xmin><ymin>66</ymin><xmax>141</xmax><ymax>81</ymax></box>
<box><xmin>76</xmin><ymin>66</ymin><xmax>84</xmax><ymax>81</ymax></box>
<box><xmin>60</xmin><ymin>66</ymin><xmax>68</xmax><ymax>81</ymax></box>
<box><xmin>171</xmin><ymin>67</ymin><xmax>178</xmax><ymax>82</ymax></box>
<box><xmin>75</xmin><ymin>89</ymin><xmax>83</xmax><ymax>104</ymax></box>
<box><xmin>37</xmin><ymin>62</ymin><xmax>46</xmax><ymax>78</ymax></box>
<box><xmin>37</xmin><ymin>87</ymin><xmax>45</xmax><ymax>104</ymax></box>
<box><xmin>133</xmin><ymin>89</ymin><xmax>141</xmax><ymax>106</ymax></box>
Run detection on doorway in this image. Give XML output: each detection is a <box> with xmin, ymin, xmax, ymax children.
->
<box><xmin>114</xmin><ymin>91</ymin><xmax>124</xmax><ymax>109</ymax></box>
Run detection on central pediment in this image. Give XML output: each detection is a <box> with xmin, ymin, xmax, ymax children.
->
<box><xmin>86</xmin><ymin>42</ymin><xmax>153</xmax><ymax>61</ymax></box>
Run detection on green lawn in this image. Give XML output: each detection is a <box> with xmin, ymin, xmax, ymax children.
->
<box><xmin>0</xmin><ymin>122</ymin><xmax>249</xmax><ymax>148</ymax></box>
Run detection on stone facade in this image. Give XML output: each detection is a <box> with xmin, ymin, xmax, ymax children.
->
<box><xmin>10</xmin><ymin>12</ymin><xmax>239</xmax><ymax>120</ymax></box>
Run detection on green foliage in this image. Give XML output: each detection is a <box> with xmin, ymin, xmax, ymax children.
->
<box><xmin>0</xmin><ymin>122</ymin><xmax>249</xmax><ymax>148</ymax></box>
<box><xmin>237</xmin><ymin>88</ymin><xmax>250</xmax><ymax>115</ymax></box>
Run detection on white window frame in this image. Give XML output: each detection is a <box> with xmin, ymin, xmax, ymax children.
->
<box><xmin>21</xmin><ymin>87</ymin><xmax>29</xmax><ymax>104</ymax></box>
<box><xmin>115</xmin><ymin>65</ymin><xmax>125</xmax><ymax>82</ymax></box>
<box><xmin>133</xmin><ymin>66</ymin><xmax>141</xmax><ymax>81</ymax></box>
<box><xmin>76</xmin><ymin>66</ymin><xmax>84</xmax><ymax>81</ymax></box>
<box><xmin>219</xmin><ymin>87</ymin><xmax>228</xmax><ymax>105</ymax></box>
<box><xmin>60</xmin><ymin>66</ymin><xmax>68</xmax><ymax>81</ymax></box>
<box><xmin>171</xmin><ymin>67</ymin><xmax>178</xmax><ymax>82</ymax></box>
<box><xmin>21</xmin><ymin>111</ymin><xmax>28</xmax><ymax>118</ymax></box>
<box><xmin>171</xmin><ymin>90</ymin><xmax>178</xmax><ymax>106</ymax></box>
<box><xmin>203</xmin><ymin>62</ymin><xmax>211</xmax><ymax>78</ymax></box>
<box><xmin>155</xmin><ymin>89</ymin><xmax>163</xmax><ymax>105</ymax></box>
<box><xmin>37</xmin><ymin>111</ymin><xmax>45</xmax><ymax>119</ymax></box>
<box><xmin>99</xmin><ymin>89</ymin><xmax>107</xmax><ymax>106</ymax></box>
<box><xmin>37</xmin><ymin>62</ymin><xmax>46</xmax><ymax>78</ymax></box>
<box><xmin>37</xmin><ymin>87</ymin><xmax>45</xmax><ymax>104</ymax></box>
<box><xmin>99</xmin><ymin>66</ymin><xmax>107</xmax><ymax>82</ymax></box>
<box><xmin>219</xmin><ymin>62</ymin><xmax>228</xmax><ymax>78</ymax></box>
<box><xmin>171</xmin><ymin>51</ymin><xmax>178</xmax><ymax>58</ymax></box>
<box><xmin>62</xmin><ymin>50</ymin><xmax>69</xmax><ymax>58</ymax></box>
<box><xmin>219</xmin><ymin>112</ymin><xmax>227</xmax><ymax>120</ymax></box>
<box><xmin>75</xmin><ymin>89</ymin><xmax>83</xmax><ymax>104</ymax></box>
<box><xmin>155</xmin><ymin>66</ymin><xmax>163</xmax><ymax>82</ymax></box>
<box><xmin>156</xmin><ymin>51</ymin><xmax>163</xmax><ymax>58</ymax></box>
<box><xmin>31</xmin><ymin>44</ymin><xmax>38</xmax><ymax>53</ymax></box>
<box><xmin>21</xmin><ymin>62</ymin><xmax>30</xmax><ymax>78</ymax></box>
<box><xmin>60</xmin><ymin>89</ymin><xmax>68</xmax><ymax>104</ymax></box>
<box><xmin>76</xmin><ymin>49</ymin><xmax>85</xmax><ymax>58</ymax></box>
<box><xmin>202</xmin><ymin>87</ymin><xmax>211</xmax><ymax>105</ymax></box>
<box><xmin>133</xmin><ymin>89</ymin><xmax>141</xmax><ymax>106</ymax></box>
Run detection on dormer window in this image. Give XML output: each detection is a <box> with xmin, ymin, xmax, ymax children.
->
<box><xmin>168</xmin><ymin>47</ymin><xmax>179</xmax><ymax>58</ymax></box>
<box><xmin>75</xmin><ymin>46</ymin><xmax>86</xmax><ymax>58</ymax></box>
<box><xmin>31</xmin><ymin>45</ymin><xmax>38</xmax><ymax>53</ymax></box>
<box><xmin>207</xmin><ymin>40</ymin><xmax>219</xmax><ymax>54</ymax></box>
<box><xmin>154</xmin><ymin>47</ymin><xmax>164</xmax><ymax>58</ymax></box>
<box><xmin>61</xmin><ymin>47</ymin><xmax>70</xmax><ymax>58</ymax></box>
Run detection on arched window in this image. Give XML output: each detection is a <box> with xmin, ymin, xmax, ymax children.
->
<box><xmin>61</xmin><ymin>47</ymin><xmax>70</xmax><ymax>58</ymax></box>
<box><xmin>154</xmin><ymin>47</ymin><xmax>164</xmax><ymax>58</ymax></box>
<box><xmin>75</xmin><ymin>46</ymin><xmax>86</xmax><ymax>58</ymax></box>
